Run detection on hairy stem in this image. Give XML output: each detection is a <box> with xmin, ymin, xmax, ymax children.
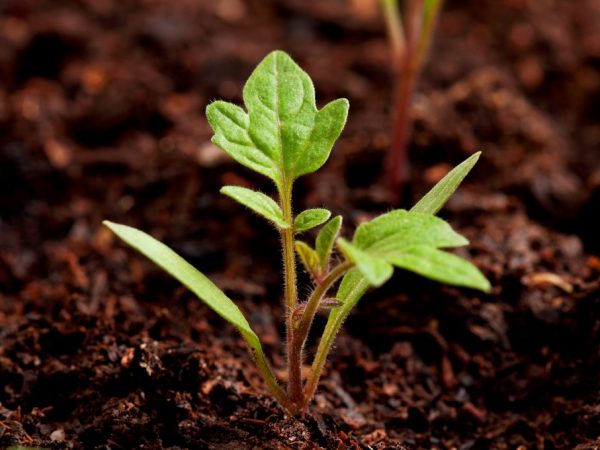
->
<box><xmin>251</xmin><ymin>341</ymin><xmax>298</xmax><ymax>414</ymax></box>
<box><xmin>280</xmin><ymin>185</ymin><xmax>297</xmax><ymax>312</ymax></box>
<box><xmin>278</xmin><ymin>183</ymin><xmax>302</xmax><ymax>404</ymax></box>
<box><xmin>287</xmin><ymin>261</ymin><xmax>353</xmax><ymax>405</ymax></box>
<box><xmin>301</xmin><ymin>277</ymin><xmax>370</xmax><ymax>410</ymax></box>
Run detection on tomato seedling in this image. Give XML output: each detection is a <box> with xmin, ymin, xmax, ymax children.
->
<box><xmin>104</xmin><ymin>51</ymin><xmax>489</xmax><ymax>414</ymax></box>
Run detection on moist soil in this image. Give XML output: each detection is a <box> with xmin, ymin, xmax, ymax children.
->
<box><xmin>0</xmin><ymin>0</ymin><xmax>599</xmax><ymax>449</ymax></box>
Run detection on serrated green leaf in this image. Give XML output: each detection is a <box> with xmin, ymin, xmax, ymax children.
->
<box><xmin>206</xmin><ymin>101</ymin><xmax>277</xmax><ymax>181</ymax></box>
<box><xmin>341</xmin><ymin>210</ymin><xmax>489</xmax><ymax>292</ymax></box>
<box><xmin>411</xmin><ymin>151</ymin><xmax>481</xmax><ymax>215</ymax></box>
<box><xmin>315</xmin><ymin>215</ymin><xmax>342</xmax><ymax>268</ymax></box>
<box><xmin>354</xmin><ymin>210</ymin><xmax>468</xmax><ymax>252</ymax></box>
<box><xmin>337</xmin><ymin>238</ymin><xmax>393</xmax><ymax>287</ymax></box>
<box><xmin>291</xmin><ymin>98</ymin><xmax>349</xmax><ymax>178</ymax></box>
<box><xmin>207</xmin><ymin>51</ymin><xmax>349</xmax><ymax>188</ymax></box>
<box><xmin>386</xmin><ymin>245</ymin><xmax>491</xmax><ymax>292</ymax></box>
<box><xmin>103</xmin><ymin>221</ymin><xmax>266</xmax><ymax>352</ymax></box>
<box><xmin>295</xmin><ymin>241</ymin><xmax>319</xmax><ymax>277</ymax></box>
<box><xmin>220</xmin><ymin>186</ymin><xmax>289</xmax><ymax>229</ymax></box>
<box><xmin>294</xmin><ymin>208</ymin><xmax>331</xmax><ymax>233</ymax></box>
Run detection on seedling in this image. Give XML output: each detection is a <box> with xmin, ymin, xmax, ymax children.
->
<box><xmin>103</xmin><ymin>51</ymin><xmax>489</xmax><ymax>414</ymax></box>
<box><xmin>380</xmin><ymin>0</ymin><xmax>444</xmax><ymax>193</ymax></box>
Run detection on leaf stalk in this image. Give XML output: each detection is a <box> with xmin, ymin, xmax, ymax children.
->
<box><xmin>287</xmin><ymin>260</ymin><xmax>353</xmax><ymax>405</ymax></box>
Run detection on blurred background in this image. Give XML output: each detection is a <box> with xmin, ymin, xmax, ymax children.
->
<box><xmin>0</xmin><ymin>0</ymin><xmax>599</xmax><ymax>448</ymax></box>
<box><xmin>0</xmin><ymin>0</ymin><xmax>598</xmax><ymax>252</ymax></box>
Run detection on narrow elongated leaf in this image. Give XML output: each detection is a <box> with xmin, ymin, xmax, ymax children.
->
<box><xmin>386</xmin><ymin>245</ymin><xmax>490</xmax><ymax>291</ymax></box>
<box><xmin>207</xmin><ymin>51</ymin><xmax>349</xmax><ymax>188</ymax></box>
<box><xmin>354</xmin><ymin>210</ymin><xmax>468</xmax><ymax>252</ymax></box>
<box><xmin>295</xmin><ymin>241</ymin><xmax>319</xmax><ymax>277</ymax></box>
<box><xmin>103</xmin><ymin>221</ymin><xmax>262</xmax><ymax>345</ymax></box>
<box><xmin>294</xmin><ymin>208</ymin><xmax>331</xmax><ymax>233</ymax></box>
<box><xmin>424</xmin><ymin>0</ymin><xmax>444</xmax><ymax>21</ymax></box>
<box><xmin>411</xmin><ymin>152</ymin><xmax>481</xmax><ymax>215</ymax></box>
<box><xmin>337</xmin><ymin>238</ymin><xmax>393</xmax><ymax>287</ymax></box>
<box><xmin>104</xmin><ymin>221</ymin><xmax>288</xmax><ymax>408</ymax></box>
<box><xmin>315</xmin><ymin>215</ymin><xmax>342</xmax><ymax>268</ymax></box>
<box><xmin>220</xmin><ymin>186</ymin><xmax>289</xmax><ymax>228</ymax></box>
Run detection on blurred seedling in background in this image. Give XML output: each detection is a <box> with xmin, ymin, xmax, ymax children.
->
<box><xmin>380</xmin><ymin>0</ymin><xmax>444</xmax><ymax>194</ymax></box>
<box><xmin>104</xmin><ymin>51</ymin><xmax>489</xmax><ymax>414</ymax></box>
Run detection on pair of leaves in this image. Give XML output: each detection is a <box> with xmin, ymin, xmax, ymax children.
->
<box><xmin>296</xmin><ymin>216</ymin><xmax>342</xmax><ymax>280</ymax></box>
<box><xmin>336</xmin><ymin>151</ymin><xmax>489</xmax><ymax>292</ymax></box>
<box><xmin>206</xmin><ymin>51</ymin><xmax>349</xmax><ymax>191</ymax></box>
<box><xmin>221</xmin><ymin>185</ymin><xmax>330</xmax><ymax>232</ymax></box>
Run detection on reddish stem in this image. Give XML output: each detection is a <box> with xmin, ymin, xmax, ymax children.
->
<box><xmin>386</xmin><ymin>50</ymin><xmax>419</xmax><ymax>196</ymax></box>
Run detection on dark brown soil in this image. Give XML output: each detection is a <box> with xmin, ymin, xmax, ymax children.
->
<box><xmin>1</xmin><ymin>0</ymin><xmax>599</xmax><ymax>449</ymax></box>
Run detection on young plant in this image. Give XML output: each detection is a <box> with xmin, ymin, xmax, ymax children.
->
<box><xmin>380</xmin><ymin>0</ymin><xmax>444</xmax><ymax>194</ymax></box>
<box><xmin>103</xmin><ymin>51</ymin><xmax>489</xmax><ymax>414</ymax></box>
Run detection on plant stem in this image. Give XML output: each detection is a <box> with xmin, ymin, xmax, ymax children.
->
<box><xmin>386</xmin><ymin>48</ymin><xmax>419</xmax><ymax>194</ymax></box>
<box><xmin>287</xmin><ymin>260</ymin><xmax>353</xmax><ymax>405</ymax></box>
<box><xmin>251</xmin><ymin>341</ymin><xmax>298</xmax><ymax>414</ymax></box>
<box><xmin>280</xmin><ymin>185</ymin><xmax>297</xmax><ymax>312</ymax></box>
<box><xmin>278</xmin><ymin>183</ymin><xmax>303</xmax><ymax>404</ymax></box>
<box><xmin>301</xmin><ymin>277</ymin><xmax>370</xmax><ymax>410</ymax></box>
<box><xmin>380</xmin><ymin>0</ymin><xmax>405</xmax><ymax>58</ymax></box>
<box><xmin>384</xmin><ymin>0</ymin><xmax>444</xmax><ymax>196</ymax></box>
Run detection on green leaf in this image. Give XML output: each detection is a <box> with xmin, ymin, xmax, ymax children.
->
<box><xmin>206</xmin><ymin>101</ymin><xmax>276</xmax><ymax>181</ymax></box>
<box><xmin>220</xmin><ymin>186</ymin><xmax>289</xmax><ymax>229</ymax></box>
<box><xmin>337</xmin><ymin>268</ymin><xmax>369</xmax><ymax>306</ymax></box>
<box><xmin>411</xmin><ymin>151</ymin><xmax>481</xmax><ymax>215</ymax></box>
<box><xmin>340</xmin><ymin>210</ymin><xmax>489</xmax><ymax>292</ymax></box>
<box><xmin>354</xmin><ymin>210</ymin><xmax>468</xmax><ymax>252</ymax></box>
<box><xmin>294</xmin><ymin>208</ymin><xmax>331</xmax><ymax>233</ymax></box>
<box><xmin>424</xmin><ymin>0</ymin><xmax>443</xmax><ymax>18</ymax></box>
<box><xmin>295</xmin><ymin>241</ymin><xmax>320</xmax><ymax>277</ymax></box>
<box><xmin>207</xmin><ymin>51</ymin><xmax>349</xmax><ymax>188</ymax></box>
<box><xmin>385</xmin><ymin>245</ymin><xmax>491</xmax><ymax>292</ymax></box>
<box><xmin>291</xmin><ymin>98</ymin><xmax>349</xmax><ymax>179</ymax></box>
<box><xmin>337</xmin><ymin>238</ymin><xmax>393</xmax><ymax>287</ymax></box>
<box><xmin>315</xmin><ymin>215</ymin><xmax>342</xmax><ymax>268</ymax></box>
<box><xmin>103</xmin><ymin>221</ymin><xmax>266</xmax><ymax>351</ymax></box>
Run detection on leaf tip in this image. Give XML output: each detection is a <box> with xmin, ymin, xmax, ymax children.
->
<box><xmin>479</xmin><ymin>277</ymin><xmax>492</xmax><ymax>294</ymax></box>
<box><xmin>102</xmin><ymin>220</ymin><xmax>117</xmax><ymax>231</ymax></box>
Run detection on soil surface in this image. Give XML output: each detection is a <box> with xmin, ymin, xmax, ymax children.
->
<box><xmin>1</xmin><ymin>0</ymin><xmax>599</xmax><ymax>449</ymax></box>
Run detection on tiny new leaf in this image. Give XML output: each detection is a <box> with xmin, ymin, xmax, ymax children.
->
<box><xmin>295</xmin><ymin>241</ymin><xmax>319</xmax><ymax>278</ymax></box>
<box><xmin>294</xmin><ymin>208</ymin><xmax>331</xmax><ymax>233</ymax></box>
<box><xmin>315</xmin><ymin>215</ymin><xmax>342</xmax><ymax>268</ymax></box>
<box><xmin>206</xmin><ymin>51</ymin><xmax>349</xmax><ymax>189</ymax></box>
<box><xmin>220</xmin><ymin>186</ymin><xmax>289</xmax><ymax>229</ymax></box>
